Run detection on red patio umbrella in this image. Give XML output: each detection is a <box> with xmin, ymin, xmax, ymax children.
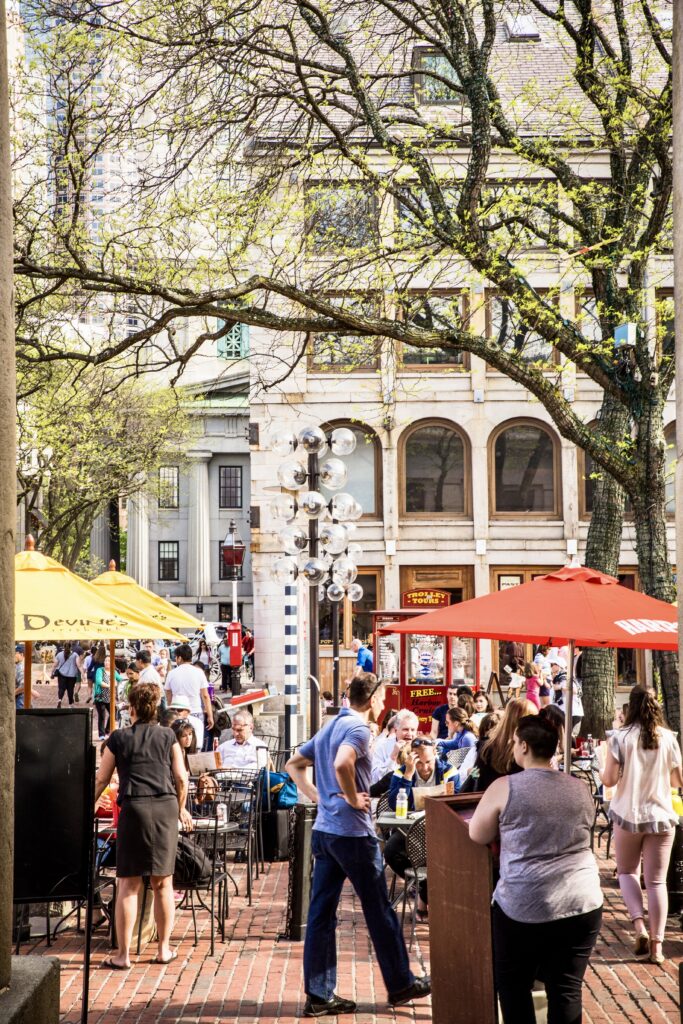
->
<box><xmin>382</xmin><ymin>566</ymin><xmax>677</xmax><ymax>771</ymax></box>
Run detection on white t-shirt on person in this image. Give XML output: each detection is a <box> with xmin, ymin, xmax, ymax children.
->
<box><xmin>608</xmin><ymin>724</ymin><xmax>682</xmax><ymax>833</ymax></box>
<box><xmin>139</xmin><ymin>665</ymin><xmax>163</xmax><ymax>689</ymax></box>
<box><xmin>165</xmin><ymin>662</ymin><xmax>206</xmax><ymax>715</ymax></box>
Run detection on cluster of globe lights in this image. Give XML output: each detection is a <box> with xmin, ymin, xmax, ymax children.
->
<box><xmin>270</xmin><ymin>426</ymin><xmax>364</xmax><ymax>604</ymax></box>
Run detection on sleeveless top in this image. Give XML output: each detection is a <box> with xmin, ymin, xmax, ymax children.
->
<box><xmin>107</xmin><ymin>723</ymin><xmax>177</xmax><ymax>803</ymax></box>
<box><xmin>493</xmin><ymin>769</ymin><xmax>602</xmax><ymax>923</ymax></box>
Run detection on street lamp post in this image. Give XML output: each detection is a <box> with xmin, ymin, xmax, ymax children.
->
<box><xmin>222</xmin><ymin>519</ymin><xmax>246</xmax><ymax>697</ymax></box>
<box><xmin>270</xmin><ymin>426</ymin><xmax>364</xmax><ymax>740</ymax></box>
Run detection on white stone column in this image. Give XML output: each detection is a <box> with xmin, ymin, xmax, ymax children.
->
<box><xmin>126</xmin><ymin>489</ymin><xmax>149</xmax><ymax>588</ymax></box>
<box><xmin>186</xmin><ymin>451</ymin><xmax>212</xmax><ymax>602</ymax></box>
<box><xmin>90</xmin><ymin>510</ymin><xmax>110</xmax><ymax>568</ymax></box>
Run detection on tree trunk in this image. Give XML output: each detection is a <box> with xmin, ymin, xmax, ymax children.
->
<box><xmin>632</xmin><ymin>395</ymin><xmax>679</xmax><ymax>730</ymax></box>
<box><xmin>581</xmin><ymin>397</ymin><xmax>628</xmax><ymax>738</ymax></box>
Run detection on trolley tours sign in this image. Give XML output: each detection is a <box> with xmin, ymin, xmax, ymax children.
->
<box><xmin>401</xmin><ymin>589</ymin><xmax>452</xmax><ymax>609</ymax></box>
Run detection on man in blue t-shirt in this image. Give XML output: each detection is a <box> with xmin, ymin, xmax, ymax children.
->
<box><xmin>287</xmin><ymin>673</ymin><xmax>430</xmax><ymax>1016</ymax></box>
<box><xmin>351</xmin><ymin>637</ymin><xmax>373</xmax><ymax>676</ymax></box>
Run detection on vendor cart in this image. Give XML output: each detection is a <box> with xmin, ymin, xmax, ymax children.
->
<box><xmin>373</xmin><ymin>588</ymin><xmax>478</xmax><ymax>730</ymax></box>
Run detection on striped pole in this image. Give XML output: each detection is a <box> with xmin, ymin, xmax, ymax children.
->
<box><xmin>284</xmin><ymin>582</ymin><xmax>298</xmax><ymax>752</ymax></box>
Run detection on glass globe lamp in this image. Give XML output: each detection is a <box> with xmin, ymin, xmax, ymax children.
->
<box><xmin>279</xmin><ymin>524</ymin><xmax>308</xmax><ymax>555</ymax></box>
<box><xmin>326</xmin><ymin>581</ymin><xmax>346</xmax><ymax>602</ymax></box>
<box><xmin>270</xmin><ymin>493</ymin><xmax>296</xmax><ymax>521</ymax></box>
<box><xmin>271</xmin><ymin>556</ymin><xmax>298</xmax><ymax>583</ymax></box>
<box><xmin>332</xmin><ymin>556</ymin><xmax>358</xmax><ymax>586</ymax></box>
<box><xmin>299</xmin><ymin>490</ymin><xmax>327</xmax><ymax>518</ymax></box>
<box><xmin>301</xmin><ymin>557</ymin><xmax>329</xmax><ymax>585</ymax></box>
<box><xmin>270</xmin><ymin>428</ymin><xmax>297</xmax><ymax>457</ymax></box>
<box><xmin>277</xmin><ymin>461</ymin><xmax>308</xmax><ymax>490</ymax></box>
<box><xmin>319</xmin><ymin>457</ymin><xmax>348</xmax><ymax>491</ymax></box>
<box><xmin>346</xmin><ymin>541</ymin><xmax>363</xmax><ymax>559</ymax></box>
<box><xmin>319</xmin><ymin>522</ymin><xmax>349</xmax><ymax>555</ymax></box>
<box><xmin>347</xmin><ymin>582</ymin><xmax>364</xmax><ymax>602</ymax></box>
<box><xmin>346</xmin><ymin>499</ymin><xmax>363</xmax><ymax>521</ymax></box>
<box><xmin>330</xmin><ymin>426</ymin><xmax>357</xmax><ymax>456</ymax></box>
<box><xmin>297</xmin><ymin>425</ymin><xmax>328</xmax><ymax>456</ymax></box>
<box><xmin>330</xmin><ymin>492</ymin><xmax>355</xmax><ymax>520</ymax></box>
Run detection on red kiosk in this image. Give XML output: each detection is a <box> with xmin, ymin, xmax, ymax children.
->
<box><xmin>373</xmin><ymin>588</ymin><xmax>479</xmax><ymax>730</ymax></box>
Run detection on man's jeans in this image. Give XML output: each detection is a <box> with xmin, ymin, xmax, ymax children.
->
<box><xmin>303</xmin><ymin>830</ymin><xmax>414</xmax><ymax>1000</ymax></box>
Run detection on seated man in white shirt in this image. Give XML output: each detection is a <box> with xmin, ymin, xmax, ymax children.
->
<box><xmin>216</xmin><ymin>710</ymin><xmax>270</xmax><ymax>771</ymax></box>
<box><xmin>370</xmin><ymin>709</ymin><xmax>419</xmax><ymax>795</ymax></box>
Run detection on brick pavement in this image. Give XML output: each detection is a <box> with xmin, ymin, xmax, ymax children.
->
<box><xmin>19</xmin><ymin>678</ymin><xmax>683</xmax><ymax>1022</ymax></box>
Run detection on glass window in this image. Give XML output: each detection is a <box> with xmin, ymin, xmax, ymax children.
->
<box><xmin>217</xmin><ymin>321</ymin><xmax>249</xmax><ymax>360</ymax></box>
<box><xmin>494</xmin><ymin>424</ymin><xmax>556</xmax><ymax>513</ymax></box>
<box><xmin>413</xmin><ymin>50</ymin><xmax>462</xmax><ymax>105</ymax></box>
<box><xmin>402</xmin><ymin>294</ymin><xmax>465</xmax><ymax>366</ymax></box>
<box><xmin>158</xmin><ymin>541</ymin><xmax>179</xmax><ymax>582</ymax></box>
<box><xmin>408</xmin><ymin>634</ymin><xmax>445</xmax><ymax>685</ymax></box>
<box><xmin>219</xmin><ymin>466</ymin><xmax>242</xmax><ymax>509</ymax></box>
<box><xmin>482</xmin><ymin>181</ymin><xmax>557</xmax><ymax>248</ymax></box>
<box><xmin>305</xmin><ymin>184</ymin><xmax>378</xmax><ymax>254</ymax></box>
<box><xmin>488</xmin><ymin>293</ymin><xmax>555</xmax><ymax>364</ymax></box>
<box><xmin>158</xmin><ymin>466</ymin><xmax>179</xmax><ymax>509</ymax></box>
<box><xmin>575</xmin><ymin>292</ymin><xmax>604</xmax><ymax>344</ymax></box>
<box><xmin>327</xmin><ymin>426</ymin><xmax>378</xmax><ymax>515</ymax></box>
<box><xmin>351</xmin><ymin>572</ymin><xmax>378</xmax><ymax>643</ymax></box>
<box><xmin>395</xmin><ymin>185</ymin><xmax>460</xmax><ymax>244</ymax></box>
<box><xmin>404</xmin><ymin>424</ymin><xmax>466</xmax><ymax>514</ymax></box>
<box><xmin>310</xmin><ymin>296</ymin><xmax>380</xmax><ymax>370</ymax></box>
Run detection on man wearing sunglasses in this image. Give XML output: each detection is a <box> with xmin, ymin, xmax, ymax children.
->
<box><xmin>287</xmin><ymin>672</ymin><xmax>430</xmax><ymax>1016</ymax></box>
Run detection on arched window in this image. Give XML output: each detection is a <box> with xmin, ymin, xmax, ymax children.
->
<box><xmin>665</xmin><ymin>423</ymin><xmax>676</xmax><ymax>518</ymax></box>
<box><xmin>326</xmin><ymin>423</ymin><xmax>381</xmax><ymax>517</ymax></box>
<box><xmin>402</xmin><ymin>420</ymin><xmax>468</xmax><ymax>516</ymax></box>
<box><xmin>492</xmin><ymin>420</ymin><xmax>559</xmax><ymax>515</ymax></box>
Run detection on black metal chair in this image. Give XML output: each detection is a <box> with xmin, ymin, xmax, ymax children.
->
<box><xmin>216</xmin><ymin>770</ymin><xmax>262</xmax><ymax>905</ymax></box>
<box><xmin>174</xmin><ymin>808</ymin><xmax>234</xmax><ymax>955</ymax></box>
<box><xmin>400</xmin><ymin>815</ymin><xmax>428</xmax><ymax>950</ymax></box>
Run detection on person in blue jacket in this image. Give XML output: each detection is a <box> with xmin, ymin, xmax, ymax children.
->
<box><xmin>437</xmin><ymin>707</ymin><xmax>478</xmax><ymax>756</ymax></box>
<box><xmin>388</xmin><ymin>736</ymin><xmax>460</xmax><ymax>811</ymax></box>
<box><xmin>385</xmin><ymin>737</ymin><xmax>459</xmax><ymax>918</ymax></box>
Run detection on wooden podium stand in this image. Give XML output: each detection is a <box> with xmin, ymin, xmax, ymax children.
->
<box><xmin>425</xmin><ymin>793</ymin><xmax>497</xmax><ymax>1024</ymax></box>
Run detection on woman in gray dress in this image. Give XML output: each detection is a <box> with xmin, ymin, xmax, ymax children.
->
<box><xmin>95</xmin><ymin>683</ymin><xmax>192</xmax><ymax>969</ymax></box>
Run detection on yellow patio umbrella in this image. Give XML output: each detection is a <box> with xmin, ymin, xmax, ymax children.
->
<box><xmin>91</xmin><ymin>561</ymin><xmax>202</xmax><ymax>631</ymax></box>
<box><xmin>15</xmin><ymin>538</ymin><xmax>186</xmax><ymax>720</ymax></box>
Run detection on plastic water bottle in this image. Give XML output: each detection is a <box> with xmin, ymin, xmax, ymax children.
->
<box><xmin>587</xmin><ymin>734</ymin><xmax>594</xmax><ymax>757</ymax></box>
<box><xmin>396</xmin><ymin>790</ymin><xmax>408</xmax><ymax>820</ymax></box>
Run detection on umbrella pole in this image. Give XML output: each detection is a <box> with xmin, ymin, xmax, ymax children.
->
<box><xmin>23</xmin><ymin>641</ymin><xmax>32</xmax><ymax>709</ymax></box>
<box><xmin>564</xmin><ymin>640</ymin><xmax>575</xmax><ymax>775</ymax></box>
<box><xmin>109</xmin><ymin>639</ymin><xmax>116</xmax><ymax>733</ymax></box>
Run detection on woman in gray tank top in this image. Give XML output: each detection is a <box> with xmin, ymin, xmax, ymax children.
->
<box><xmin>470</xmin><ymin>715</ymin><xmax>602</xmax><ymax>1024</ymax></box>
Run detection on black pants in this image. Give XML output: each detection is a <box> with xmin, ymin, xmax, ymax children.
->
<box><xmin>383</xmin><ymin>830</ymin><xmax>428</xmax><ymax>903</ymax></box>
<box><xmin>95</xmin><ymin>700</ymin><xmax>110</xmax><ymax>737</ymax></box>
<box><xmin>57</xmin><ymin>674</ymin><xmax>77</xmax><ymax>704</ymax></box>
<box><xmin>220</xmin><ymin>664</ymin><xmax>230</xmax><ymax>692</ymax></box>
<box><xmin>492</xmin><ymin>901</ymin><xmax>602</xmax><ymax>1024</ymax></box>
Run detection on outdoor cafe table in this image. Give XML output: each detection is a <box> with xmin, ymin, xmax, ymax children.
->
<box><xmin>376</xmin><ymin>809</ymin><xmax>425</xmax><ymax>834</ymax></box>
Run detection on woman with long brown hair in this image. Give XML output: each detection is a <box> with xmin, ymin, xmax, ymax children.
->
<box><xmin>461</xmin><ymin>698</ymin><xmax>538</xmax><ymax>792</ymax></box>
<box><xmin>600</xmin><ymin>685</ymin><xmax>683</xmax><ymax>964</ymax></box>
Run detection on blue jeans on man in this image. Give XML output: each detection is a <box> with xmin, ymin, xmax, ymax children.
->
<box><xmin>304</xmin><ymin>831</ymin><xmax>414</xmax><ymax>1000</ymax></box>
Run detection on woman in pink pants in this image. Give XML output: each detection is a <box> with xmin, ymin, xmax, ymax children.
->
<box><xmin>601</xmin><ymin>686</ymin><xmax>683</xmax><ymax>965</ymax></box>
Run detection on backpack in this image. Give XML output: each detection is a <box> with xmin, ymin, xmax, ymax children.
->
<box><xmin>263</xmin><ymin>771</ymin><xmax>298</xmax><ymax>810</ymax></box>
<box><xmin>173</xmin><ymin>835</ymin><xmax>212</xmax><ymax>887</ymax></box>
